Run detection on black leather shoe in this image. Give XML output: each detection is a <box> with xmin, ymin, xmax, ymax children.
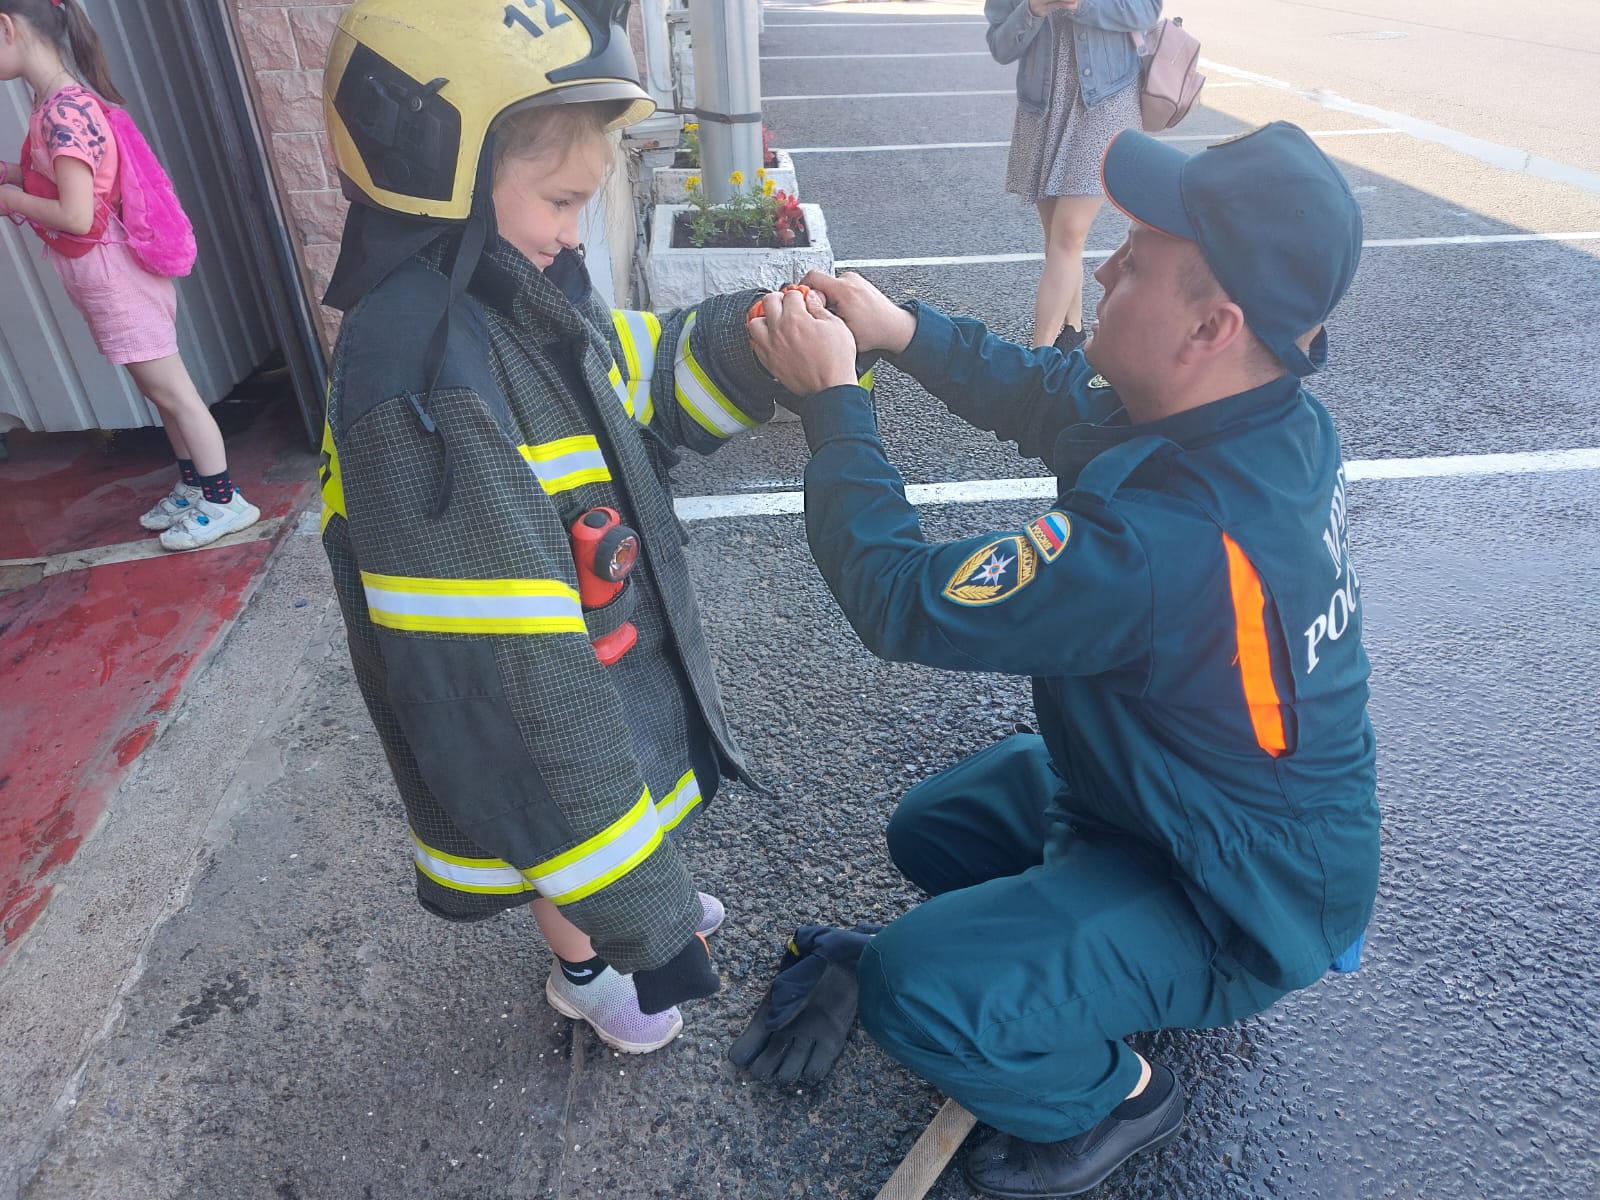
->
<box><xmin>1051</xmin><ymin>324</ymin><xmax>1086</xmax><ymax>354</ymax></box>
<box><xmin>959</xmin><ymin>1065</ymin><xmax>1185</xmax><ymax>1198</ymax></box>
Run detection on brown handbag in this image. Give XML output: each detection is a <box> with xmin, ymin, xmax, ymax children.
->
<box><xmin>1134</xmin><ymin>17</ymin><xmax>1205</xmax><ymax>132</ymax></box>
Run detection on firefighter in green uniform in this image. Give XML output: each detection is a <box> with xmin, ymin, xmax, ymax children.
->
<box><xmin>749</xmin><ymin>123</ymin><xmax>1380</xmax><ymax>1197</ymax></box>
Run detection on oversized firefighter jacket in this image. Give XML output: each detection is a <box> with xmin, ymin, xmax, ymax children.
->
<box><xmin>320</xmin><ymin>239</ymin><xmax>795</xmax><ymax>974</ymax></box>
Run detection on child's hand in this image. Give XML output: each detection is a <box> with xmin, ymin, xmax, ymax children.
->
<box><xmin>748</xmin><ymin>287</ymin><xmax>861</xmax><ymax>397</ymax></box>
<box><xmin>798</xmin><ymin>270</ymin><xmax>917</xmax><ymax>356</ymax></box>
<box><xmin>0</xmin><ymin>184</ymin><xmax>24</xmax><ymax>217</ymax></box>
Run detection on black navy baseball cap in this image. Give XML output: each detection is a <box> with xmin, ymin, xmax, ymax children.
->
<box><xmin>1100</xmin><ymin>121</ymin><xmax>1363</xmax><ymax>376</ymax></box>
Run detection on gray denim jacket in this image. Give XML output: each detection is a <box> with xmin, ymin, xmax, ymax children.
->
<box><xmin>985</xmin><ymin>0</ymin><xmax>1163</xmax><ymax>112</ymax></box>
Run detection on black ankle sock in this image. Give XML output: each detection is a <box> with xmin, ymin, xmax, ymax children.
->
<box><xmin>198</xmin><ymin>470</ymin><xmax>234</xmax><ymax>504</ymax></box>
<box><xmin>557</xmin><ymin>953</ymin><xmax>608</xmax><ymax>986</ymax></box>
<box><xmin>1110</xmin><ymin>1062</ymin><xmax>1174</xmax><ymax>1121</ymax></box>
<box><xmin>177</xmin><ymin>458</ymin><xmax>199</xmax><ymax>488</ymax></box>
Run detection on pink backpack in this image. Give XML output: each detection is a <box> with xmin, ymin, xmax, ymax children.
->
<box><xmin>103</xmin><ymin>106</ymin><xmax>196</xmax><ymax>278</ymax></box>
<box><xmin>1133</xmin><ymin>17</ymin><xmax>1206</xmax><ymax>133</ymax></box>
<box><xmin>18</xmin><ymin>95</ymin><xmax>196</xmax><ymax>277</ymax></box>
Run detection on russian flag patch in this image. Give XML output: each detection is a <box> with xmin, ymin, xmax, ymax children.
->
<box><xmin>1024</xmin><ymin>511</ymin><xmax>1072</xmax><ymax>562</ymax></box>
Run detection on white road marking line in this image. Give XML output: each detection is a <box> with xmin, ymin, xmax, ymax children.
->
<box><xmin>788</xmin><ymin>140</ymin><xmax>1008</xmax><ymax>154</ymax></box>
<box><xmin>763</xmin><ymin>19</ymin><xmax>988</xmax><ymax>26</ymax></box>
<box><xmin>784</xmin><ymin>130</ymin><xmax>1401</xmax><ymax>155</ymax></box>
<box><xmin>1201</xmin><ymin>57</ymin><xmax>1600</xmax><ymax>194</ymax></box>
<box><xmin>762</xmin><ymin>51</ymin><xmax>991</xmax><ymax>59</ymax></box>
<box><xmin>836</xmin><ymin>232</ymin><xmax>1600</xmax><ymax>269</ymax></box>
<box><xmin>766</xmin><ymin>89</ymin><xmax>1012</xmax><ymax>100</ymax></box>
<box><xmin>675</xmin><ymin>450</ymin><xmax>1600</xmax><ymax>522</ymax></box>
<box><xmin>0</xmin><ymin>517</ymin><xmax>286</xmax><ymax>578</ymax></box>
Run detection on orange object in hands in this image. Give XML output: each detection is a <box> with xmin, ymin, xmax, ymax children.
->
<box><xmin>569</xmin><ymin>507</ymin><xmax>640</xmax><ymax>664</ymax></box>
<box><xmin>746</xmin><ymin>284</ymin><xmax>811</xmax><ymax>324</ymax></box>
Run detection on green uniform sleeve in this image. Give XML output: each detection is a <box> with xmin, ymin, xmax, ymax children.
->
<box><xmin>797</xmin><ymin>387</ymin><xmax>1154</xmax><ymax>679</ymax></box>
<box><xmin>889</xmin><ymin>302</ymin><xmax>1125</xmax><ymax>471</ymax></box>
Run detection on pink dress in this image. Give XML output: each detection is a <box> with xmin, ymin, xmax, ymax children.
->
<box><xmin>27</xmin><ymin>85</ymin><xmax>178</xmax><ymax>366</ymax></box>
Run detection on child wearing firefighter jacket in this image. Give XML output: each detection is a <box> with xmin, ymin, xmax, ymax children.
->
<box><xmin>318</xmin><ymin>0</ymin><xmax>820</xmax><ymax>1054</ymax></box>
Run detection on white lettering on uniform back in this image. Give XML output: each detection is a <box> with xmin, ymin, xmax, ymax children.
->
<box><xmin>1304</xmin><ymin>465</ymin><xmax>1360</xmax><ymax>674</ymax></box>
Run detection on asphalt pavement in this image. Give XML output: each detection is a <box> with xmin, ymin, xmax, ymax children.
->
<box><xmin>6</xmin><ymin>1</ymin><xmax>1598</xmax><ymax>1198</ymax></box>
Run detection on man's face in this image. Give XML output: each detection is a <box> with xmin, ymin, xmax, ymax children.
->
<box><xmin>491</xmin><ymin>134</ymin><xmax>610</xmax><ymax>270</ymax></box>
<box><xmin>1085</xmin><ymin>222</ymin><xmax>1211</xmax><ymax>393</ymax></box>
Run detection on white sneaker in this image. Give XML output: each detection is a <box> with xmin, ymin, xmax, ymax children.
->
<box><xmin>158</xmin><ymin>491</ymin><xmax>261</xmax><ymax>551</ymax></box>
<box><xmin>545</xmin><ymin>966</ymin><xmax>684</xmax><ymax>1054</ymax></box>
<box><xmin>139</xmin><ymin>482</ymin><xmax>203</xmax><ymax>531</ymax></box>
<box><xmin>697</xmin><ymin>891</ymin><xmax>725</xmax><ymax>937</ymax></box>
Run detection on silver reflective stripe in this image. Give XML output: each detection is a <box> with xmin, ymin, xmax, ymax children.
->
<box><xmin>526</xmin><ymin>788</ymin><xmax>664</xmax><ymax>905</ymax></box>
<box><xmin>520</xmin><ymin>438</ymin><xmax>611</xmax><ymax>494</ymax></box>
<box><xmin>655</xmin><ymin>770</ymin><xmax>703</xmax><ymax>833</ymax></box>
<box><xmin>411</xmin><ymin>834</ymin><xmax>529</xmax><ymax>895</ymax></box>
<box><xmin>363</xmin><ymin>584</ymin><xmax>582</xmax><ymax>622</ymax></box>
<box><xmin>673</xmin><ymin>312</ymin><xmax>751</xmax><ymax>438</ymax></box>
<box><xmin>613</xmin><ymin>308</ymin><xmax>660</xmax><ymax>385</ymax></box>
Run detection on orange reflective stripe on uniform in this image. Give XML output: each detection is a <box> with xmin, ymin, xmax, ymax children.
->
<box><xmin>1221</xmin><ymin>533</ymin><xmax>1287</xmax><ymax>757</ymax></box>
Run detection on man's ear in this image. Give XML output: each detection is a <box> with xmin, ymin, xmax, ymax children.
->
<box><xmin>1183</xmin><ymin>300</ymin><xmax>1249</xmax><ymax>364</ymax></box>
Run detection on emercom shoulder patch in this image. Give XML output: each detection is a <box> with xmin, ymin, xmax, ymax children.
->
<box><xmin>944</xmin><ymin>536</ymin><xmax>1038</xmax><ymax>606</ymax></box>
<box><xmin>1024</xmin><ymin>511</ymin><xmax>1072</xmax><ymax>562</ymax></box>
<box><xmin>1086</xmin><ymin>374</ymin><xmax>1112</xmax><ymax>390</ymax></box>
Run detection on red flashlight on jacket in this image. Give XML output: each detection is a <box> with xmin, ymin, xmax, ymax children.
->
<box><xmin>569</xmin><ymin>507</ymin><xmax>639</xmax><ymax>665</ymax></box>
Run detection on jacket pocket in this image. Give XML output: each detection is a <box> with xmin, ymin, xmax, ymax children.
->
<box><xmin>382</xmin><ymin>634</ymin><xmax>578</xmax><ymax>865</ymax></box>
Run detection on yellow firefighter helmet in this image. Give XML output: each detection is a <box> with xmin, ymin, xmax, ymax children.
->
<box><xmin>324</xmin><ymin>0</ymin><xmax>655</xmax><ymax>221</ymax></box>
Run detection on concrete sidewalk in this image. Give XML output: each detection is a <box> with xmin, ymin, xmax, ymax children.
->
<box><xmin>6</xmin><ymin>468</ymin><xmax>1600</xmax><ymax>1200</ymax></box>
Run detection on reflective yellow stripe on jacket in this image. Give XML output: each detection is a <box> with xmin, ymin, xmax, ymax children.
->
<box><xmin>519</xmin><ymin>435</ymin><xmax>612</xmax><ymax>495</ymax></box>
<box><xmin>610</xmin><ymin>308</ymin><xmax>661</xmax><ymax>426</ymax></box>
<box><xmin>361</xmin><ymin>571</ymin><xmax>585</xmax><ymax>635</ymax></box>
<box><xmin>655</xmin><ymin>769</ymin><xmax>703</xmax><ymax>834</ymax></box>
<box><xmin>409</xmin><ymin>772</ymin><xmax>703</xmax><ymax>899</ymax></box>
<box><xmin>319</xmin><ymin>419</ymin><xmax>347</xmax><ymax>532</ymax></box>
<box><xmin>674</xmin><ymin>312</ymin><xmax>754</xmax><ymax>438</ymax></box>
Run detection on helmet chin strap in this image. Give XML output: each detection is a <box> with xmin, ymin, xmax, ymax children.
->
<box><xmin>415</xmin><ymin>135</ymin><xmax>499</xmax><ymax>517</ymax></box>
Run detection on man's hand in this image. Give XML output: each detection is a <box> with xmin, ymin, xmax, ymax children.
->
<box><xmin>748</xmin><ymin>287</ymin><xmax>861</xmax><ymax>397</ymax></box>
<box><xmin>796</xmin><ymin>270</ymin><xmax>917</xmax><ymax>356</ymax></box>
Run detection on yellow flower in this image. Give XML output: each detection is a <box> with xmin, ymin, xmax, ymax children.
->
<box><xmin>763</xmin><ymin>178</ymin><xmax>775</xmax><ymax>196</ymax></box>
<box><xmin>685</xmin><ymin>175</ymin><xmax>702</xmax><ymax>192</ymax></box>
<box><xmin>729</xmin><ymin>170</ymin><xmax>744</xmax><ymax>186</ymax></box>
<box><xmin>757</xmin><ymin>167</ymin><xmax>767</xmax><ymax>179</ymax></box>
<box><xmin>684</xmin><ymin>122</ymin><xmax>698</xmax><ymax>132</ymax></box>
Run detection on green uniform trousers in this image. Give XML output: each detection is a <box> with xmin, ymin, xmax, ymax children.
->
<box><xmin>856</xmin><ymin>735</ymin><xmax>1290</xmax><ymax>1141</ymax></box>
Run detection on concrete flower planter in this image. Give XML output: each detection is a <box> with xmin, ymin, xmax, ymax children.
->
<box><xmin>651</xmin><ymin>150</ymin><xmax>799</xmax><ymax>204</ymax></box>
<box><xmin>645</xmin><ymin>202</ymin><xmax>832</xmax><ymax>311</ymax></box>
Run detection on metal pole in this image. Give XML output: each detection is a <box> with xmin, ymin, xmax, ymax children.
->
<box><xmin>686</xmin><ymin>0</ymin><xmax>762</xmax><ymax>203</ymax></box>
<box><xmin>638</xmin><ymin>0</ymin><xmax>676</xmax><ymax>110</ymax></box>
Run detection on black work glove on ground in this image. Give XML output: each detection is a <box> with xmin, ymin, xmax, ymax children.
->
<box><xmin>727</xmin><ymin>923</ymin><xmax>883</xmax><ymax>1084</ymax></box>
<box><xmin>633</xmin><ymin>932</ymin><xmax>719</xmax><ymax>1015</ymax></box>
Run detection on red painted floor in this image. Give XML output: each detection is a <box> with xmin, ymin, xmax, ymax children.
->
<box><xmin>0</xmin><ymin>397</ymin><xmax>317</xmax><ymax>961</ymax></box>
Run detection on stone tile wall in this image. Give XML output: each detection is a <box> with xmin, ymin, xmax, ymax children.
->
<box><xmin>231</xmin><ymin>1</ymin><xmax>348</xmax><ymax>345</ymax></box>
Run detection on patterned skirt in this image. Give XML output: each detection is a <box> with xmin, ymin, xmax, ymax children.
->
<box><xmin>1005</xmin><ymin>16</ymin><xmax>1143</xmax><ymax>202</ymax></box>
